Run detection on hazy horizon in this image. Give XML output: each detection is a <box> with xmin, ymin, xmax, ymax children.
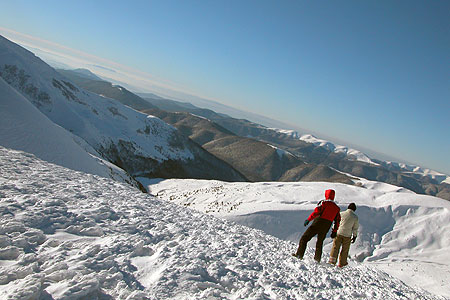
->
<box><xmin>0</xmin><ymin>1</ymin><xmax>449</xmax><ymax>174</ymax></box>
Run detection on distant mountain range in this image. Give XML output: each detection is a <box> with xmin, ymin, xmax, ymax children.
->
<box><xmin>136</xmin><ymin>91</ymin><xmax>300</xmax><ymax>131</ymax></box>
<box><xmin>0</xmin><ymin>35</ymin><xmax>246</xmax><ymax>186</ymax></box>
<box><xmin>137</xmin><ymin>90</ymin><xmax>450</xmax><ymax>187</ymax></box>
<box><xmin>142</xmin><ymin>109</ymin><xmax>353</xmax><ymax>184</ymax></box>
<box><xmin>67</xmin><ymin>68</ymin><xmax>104</xmax><ymax>81</ymax></box>
<box><xmin>58</xmin><ymin>68</ymin><xmax>355</xmax><ymax>185</ymax></box>
<box><xmin>137</xmin><ymin>91</ymin><xmax>450</xmax><ymax>188</ymax></box>
<box><xmin>55</xmin><ymin>66</ymin><xmax>450</xmax><ymax>200</ymax></box>
<box><xmin>272</xmin><ymin>129</ymin><xmax>450</xmax><ymax>185</ymax></box>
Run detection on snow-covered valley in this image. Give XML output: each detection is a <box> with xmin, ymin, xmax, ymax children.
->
<box><xmin>144</xmin><ymin>177</ymin><xmax>450</xmax><ymax>298</ymax></box>
<box><xmin>0</xmin><ymin>146</ymin><xmax>445</xmax><ymax>299</ymax></box>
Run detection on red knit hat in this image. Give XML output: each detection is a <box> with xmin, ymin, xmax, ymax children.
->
<box><xmin>325</xmin><ymin>189</ymin><xmax>335</xmax><ymax>200</ymax></box>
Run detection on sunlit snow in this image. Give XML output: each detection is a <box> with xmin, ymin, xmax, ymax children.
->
<box><xmin>0</xmin><ymin>147</ymin><xmax>443</xmax><ymax>299</ymax></box>
<box><xmin>145</xmin><ymin>178</ymin><xmax>450</xmax><ymax>298</ymax></box>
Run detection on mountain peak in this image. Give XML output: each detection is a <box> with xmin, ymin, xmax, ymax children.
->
<box><xmin>71</xmin><ymin>68</ymin><xmax>104</xmax><ymax>81</ymax></box>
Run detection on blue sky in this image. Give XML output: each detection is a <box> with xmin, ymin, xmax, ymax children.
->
<box><xmin>1</xmin><ymin>1</ymin><xmax>449</xmax><ymax>174</ymax></box>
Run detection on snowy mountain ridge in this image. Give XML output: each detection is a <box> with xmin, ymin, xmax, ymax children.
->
<box><xmin>0</xmin><ymin>35</ymin><xmax>191</xmax><ymax>160</ymax></box>
<box><xmin>0</xmin><ymin>35</ymin><xmax>245</xmax><ymax>182</ymax></box>
<box><xmin>299</xmin><ymin>134</ymin><xmax>376</xmax><ymax>165</ymax></box>
<box><xmin>0</xmin><ymin>76</ymin><xmax>136</xmax><ymax>186</ymax></box>
<box><xmin>271</xmin><ymin>128</ymin><xmax>450</xmax><ymax>184</ymax></box>
<box><xmin>270</xmin><ymin>128</ymin><xmax>380</xmax><ymax>165</ymax></box>
<box><xmin>0</xmin><ymin>146</ymin><xmax>443</xmax><ymax>300</ymax></box>
<box><xmin>267</xmin><ymin>143</ymin><xmax>296</xmax><ymax>159</ymax></box>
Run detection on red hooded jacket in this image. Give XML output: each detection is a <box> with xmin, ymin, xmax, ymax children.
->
<box><xmin>307</xmin><ymin>189</ymin><xmax>341</xmax><ymax>232</ymax></box>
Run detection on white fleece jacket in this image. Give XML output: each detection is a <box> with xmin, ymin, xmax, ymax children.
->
<box><xmin>337</xmin><ymin>209</ymin><xmax>359</xmax><ymax>238</ymax></box>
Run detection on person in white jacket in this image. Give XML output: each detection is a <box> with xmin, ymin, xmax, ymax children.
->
<box><xmin>328</xmin><ymin>203</ymin><xmax>359</xmax><ymax>267</ymax></box>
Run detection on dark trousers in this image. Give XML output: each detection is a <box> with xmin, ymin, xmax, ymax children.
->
<box><xmin>295</xmin><ymin>218</ymin><xmax>332</xmax><ymax>262</ymax></box>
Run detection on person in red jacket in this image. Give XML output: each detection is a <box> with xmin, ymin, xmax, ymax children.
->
<box><xmin>292</xmin><ymin>189</ymin><xmax>341</xmax><ymax>262</ymax></box>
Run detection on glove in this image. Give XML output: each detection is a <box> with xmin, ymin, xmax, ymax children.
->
<box><xmin>351</xmin><ymin>236</ymin><xmax>357</xmax><ymax>243</ymax></box>
<box><xmin>330</xmin><ymin>231</ymin><xmax>337</xmax><ymax>239</ymax></box>
<box><xmin>304</xmin><ymin>220</ymin><xmax>310</xmax><ymax>226</ymax></box>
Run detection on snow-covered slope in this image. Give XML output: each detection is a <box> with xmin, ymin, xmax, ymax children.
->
<box><xmin>0</xmin><ymin>35</ymin><xmax>192</xmax><ymax>161</ymax></box>
<box><xmin>0</xmin><ymin>35</ymin><xmax>245</xmax><ymax>182</ymax></box>
<box><xmin>146</xmin><ymin>178</ymin><xmax>450</xmax><ymax>298</ymax></box>
<box><xmin>267</xmin><ymin>143</ymin><xmax>295</xmax><ymax>159</ymax></box>
<box><xmin>0</xmin><ymin>146</ymin><xmax>442</xmax><ymax>299</ymax></box>
<box><xmin>0</xmin><ymin>76</ymin><xmax>133</xmax><ymax>184</ymax></box>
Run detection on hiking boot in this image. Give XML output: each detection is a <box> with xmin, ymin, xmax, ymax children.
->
<box><xmin>291</xmin><ymin>253</ymin><xmax>302</xmax><ymax>259</ymax></box>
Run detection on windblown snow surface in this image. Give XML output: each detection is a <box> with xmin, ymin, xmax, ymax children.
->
<box><xmin>0</xmin><ymin>147</ymin><xmax>443</xmax><ymax>300</ymax></box>
<box><xmin>145</xmin><ymin>178</ymin><xmax>450</xmax><ymax>299</ymax></box>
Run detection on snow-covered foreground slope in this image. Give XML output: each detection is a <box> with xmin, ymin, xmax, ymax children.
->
<box><xmin>146</xmin><ymin>178</ymin><xmax>450</xmax><ymax>298</ymax></box>
<box><xmin>0</xmin><ymin>147</ymin><xmax>442</xmax><ymax>300</ymax></box>
<box><xmin>0</xmin><ymin>77</ymin><xmax>133</xmax><ymax>185</ymax></box>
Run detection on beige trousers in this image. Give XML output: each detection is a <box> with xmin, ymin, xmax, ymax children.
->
<box><xmin>329</xmin><ymin>235</ymin><xmax>351</xmax><ymax>266</ymax></box>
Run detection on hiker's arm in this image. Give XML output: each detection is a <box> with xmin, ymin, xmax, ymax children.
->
<box><xmin>332</xmin><ymin>212</ymin><xmax>341</xmax><ymax>233</ymax></box>
<box><xmin>307</xmin><ymin>204</ymin><xmax>323</xmax><ymax>221</ymax></box>
<box><xmin>352</xmin><ymin>218</ymin><xmax>359</xmax><ymax>238</ymax></box>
